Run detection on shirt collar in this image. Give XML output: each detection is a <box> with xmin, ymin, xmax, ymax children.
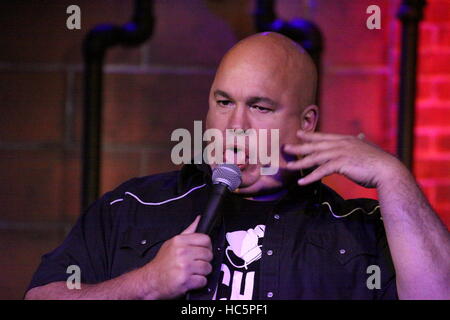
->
<box><xmin>177</xmin><ymin>163</ymin><xmax>325</xmax><ymax>206</ymax></box>
<box><xmin>177</xmin><ymin>163</ymin><xmax>212</xmax><ymax>194</ymax></box>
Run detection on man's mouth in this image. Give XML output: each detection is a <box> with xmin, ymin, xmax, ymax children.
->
<box><xmin>224</xmin><ymin>146</ymin><xmax>249</xmax><ymax>170</ymax></box>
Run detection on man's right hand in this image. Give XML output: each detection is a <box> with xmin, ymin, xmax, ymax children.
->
<box><xmin>141</xmin><ymin>215</ymin><xmax>214</xmax><ymax>300</ymax></box>
<box><xmin>24</xmin><ymin>216</ymin><xmax>213</xmax><ymax>300</ymax></box>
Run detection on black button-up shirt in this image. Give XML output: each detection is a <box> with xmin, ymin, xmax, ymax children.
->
<box><xmin>27</xmin><ymin>164</ymin><xmax>397</xmax><ymax>299</ymax></box>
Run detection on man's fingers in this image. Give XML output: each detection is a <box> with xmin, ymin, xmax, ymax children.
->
<box><xmin>286</xmin><ymin>149</ymin><xmax>342</xmax><ymax>170</ymax></box>
<box><xmin>190</xmin><ymin>260</ymin><xmax>213</xmax><ymax>276</ymax></box>
<box><xmin>181</xmin><ymin>246</ymin><xmax>213</xmax><ymax>262</ymax></box>
<box><xmin>181</xmin><ymin>215</ymin><xmax>201</xmax><ymax>235</ymax></box>
<box><xmin>284</xmin><ymin>141</ymin><xmax>337</xmax><ymax>156</ymax></box>
<box><xmin>174</xmin><ymin>233</ymin><xmax>212</xmax><ymax>250</ymax></box>
<box><xmin>186</xmin><ymin>275</ymin><xmax>208</xmax><ymax>291</ymax></box>
<box><xmin>297</xmin><ymin>158</ymin><xmax>344</xmax><ymax>185</ymax></box>
<box><xmin>296</xmin><ymin>130</ymin><xmax>351</xmax><ymax>142</ymax></box>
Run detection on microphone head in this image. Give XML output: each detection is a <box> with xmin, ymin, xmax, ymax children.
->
<box><xmin>212</xmin><ymin>164</ymin><xmax>242</xmax><ymax>191</ymax></box>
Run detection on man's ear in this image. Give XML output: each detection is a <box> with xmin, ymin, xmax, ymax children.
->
<box><xmin>300</xmin><ymin>104</ymin><xmax>319</xmax><ymax>132</ymax></box>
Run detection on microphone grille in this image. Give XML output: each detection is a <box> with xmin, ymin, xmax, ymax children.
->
<box><xmin>212</xmin><ymin>164</ymin><xmax>242</xmax><ymax>191</ymax></box>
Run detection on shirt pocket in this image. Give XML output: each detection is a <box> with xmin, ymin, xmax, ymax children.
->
<box><xmin>119</xmin><ymin>226</ymin><xmax>178</xmax><ymax>258</ymax></box>
<box><xmin>306</xmin><ymin>230</ymin><xmax>378</xmax><ymax>265</ymax></box>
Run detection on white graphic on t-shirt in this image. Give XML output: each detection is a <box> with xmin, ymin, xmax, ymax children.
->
<box><xmin>213</xmin><ymin>225</ymin><xmax>265</xmax><ymax>300</ymax></box>
<box><xmin>225</xmin><ymin>224</ymin><xmax>265</xmax><ymax>269</ymax></box>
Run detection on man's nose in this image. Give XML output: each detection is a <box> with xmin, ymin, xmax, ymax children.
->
<box><xmin>228</xmin><ymin>105</ymin><xmax>250</xmax><ymax>131</ymax></box>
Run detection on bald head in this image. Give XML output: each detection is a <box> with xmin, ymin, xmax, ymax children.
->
<box><xmin>205</xmin><ymin>32</ymin><xmax>320</xmax><ymax>195</ymax></box>
<box><xmin>214</xmin><ymin>32</ymin><xmax>317</xmax><ymax>109</ymax></box>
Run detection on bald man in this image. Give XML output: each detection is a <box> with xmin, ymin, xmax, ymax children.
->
<box><xmin>25</xmin><ymin>33</ymin><xmax>449</xmax><ymax>300</ymax></box>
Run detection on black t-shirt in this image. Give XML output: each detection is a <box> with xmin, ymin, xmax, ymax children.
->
<box><xmin>213</xmin><ymin>197</ymin><xmax>277</xmax><ymax>300</ymax></box>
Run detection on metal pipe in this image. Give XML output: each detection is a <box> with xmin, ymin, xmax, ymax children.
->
<box><xmin>82</xmin><ymin>0</ymin><xmax>154</xmax><ymax>210</ymax></box>
<box><xmin>397</xmin><ymin>0</ymin><xmax>426</xmax><ymax>170</ymax></box>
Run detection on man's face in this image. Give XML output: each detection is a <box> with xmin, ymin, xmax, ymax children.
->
<box><xmin>205</xmin><ymin>46</ymin><xmax>315</xmax><ymax>196</ymax></box>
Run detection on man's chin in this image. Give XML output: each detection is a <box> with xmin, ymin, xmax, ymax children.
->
<box><xmin>234</xmin><ymin>172</ymin><xmax>285</xmax><ymax>196</ymax></box>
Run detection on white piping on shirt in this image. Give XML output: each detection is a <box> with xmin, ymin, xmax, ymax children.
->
<box><xmin>115</xmin><ymin>183</ymin><xmax>207</xmax><ymax>206</ymax></box>
<box><xmin>321</xmin><ymin>201</ymin><xmax>380</xmax><ymax>219</ymax></box>
<box><xmin>109</xmin><ymin>198</ymin><xmax>124</xmax><ymax>205</ymax></box>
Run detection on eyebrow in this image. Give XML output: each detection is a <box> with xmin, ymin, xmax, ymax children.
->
<box><xmin>213</xmin><ymin>90</ymin><xmax>278</xmax><ymax>107</ymax></box>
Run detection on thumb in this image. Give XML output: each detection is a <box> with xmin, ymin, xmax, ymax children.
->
<box><xmin>181</xmin><ymin>215</ymin><xmax>201</xmax><ymax>234</ymax></box>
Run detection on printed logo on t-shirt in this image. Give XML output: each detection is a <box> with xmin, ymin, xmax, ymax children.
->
<box><xmin>213</xmin><ymin>225</ymin><xmax>265</xmax><ymax>300</ymax></box>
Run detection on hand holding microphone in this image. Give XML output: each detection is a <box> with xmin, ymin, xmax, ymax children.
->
<box><xmin>141</xmin><ymin>164</ymin><xmax>241</xmax><ymax>299</ymax></box>
<box><xmin>142</xmin><ymin>215</ymin><xmax>213</xmax><ymax>299</ymax></box>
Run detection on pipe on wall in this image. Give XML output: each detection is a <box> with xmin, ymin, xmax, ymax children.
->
<box><xmin>397</xmin><ymin>0</ymin><xmax>427</xmax><ymax>170</ymax></box>
<box><xmin>82</xmin><ymin>0</ymin><xmax>154</xmax><ymax>210</ymax></box>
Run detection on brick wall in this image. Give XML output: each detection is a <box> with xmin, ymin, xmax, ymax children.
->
<box><xmin>0</xmin><ymin>0</ymin><xmax>448</xmax><ymax>299</ymax></box>
<box><xmin>414</xmin><ymin>0</ymin><xmax>450</xmax><ymax>227</ymax></box>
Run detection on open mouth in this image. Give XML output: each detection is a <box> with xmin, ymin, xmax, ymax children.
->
<box><xmin>224</xmin><ymin>146</ymin><xmax>249</xmax><ymax>169</ymax></box>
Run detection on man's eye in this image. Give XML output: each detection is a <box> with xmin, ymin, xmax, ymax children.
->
<box><xmin>250</xmin><ymin>105</ymin><xmax>273</xmax><ymax>113</ymax></box>
<box><xmin>217</xmin><ymin>100</ymin><xmax>232</xmax><ymax>107</ymax></box>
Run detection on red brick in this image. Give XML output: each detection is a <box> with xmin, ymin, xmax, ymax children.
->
<box><xmin>101</xmin><ymin>73</ymin><xmax>213</xmax><ymax>145</ymax></box>
<box><xmin>424</xmin><ymin>0</ymin><xmax>450</xmax><ymax>23</ymax></box>
<box><xmin>71</xmin><ymin>72</ymin><xmax>84</xmax><ymax>146</ymax></box>
<box><xmin>419</xmin><ymin>52</ymin><xmax>450</xmax><ymax>75</ymax></box>
<box><xmin>436</xmin><ymin>185</ymin><xmax>450</xmax><ymax>203</ymax></box>
<box><xmin>435</xmin><ymin>81</ymin><xmax>450</xmax><ymax>101</ymax></box>
<box><xmin>0</xmin><ymin>150</ymin><xmax>64</xmax><ymax>222</ymax></box>
<box><xmin>142</xmin><ymin>149</ymin><xmax>180</xmax><ymax>177</ymax></box>
<box><xmin>323</xmin><ymin>174</ymin><xmax>378</xmax><ymax>200</ymax></box>
<box><xmin>416</xmin><ymin>107</ymin><xmax>450</xmax><ymax>127</ymax></box>
<box><xmin>0</xmin><ymin>229</ymin><xmax>63</xmax><ymax>299</ymax></box>
<box><xmin>417</xmin><ymin>80</ymin><xmax>435</xmax><ymax>101</ymax></box>
<box><xmin>419</xmin><ymin>25</ymin><xmax>438</xmax><ymax>49</ymax></box>
<box><xmin>415</xmin><ymin>134</ymin><xmax>433</xmax><ymax>153</ymax></box>
<box><xmin>436</xmin><ymin>134</ymin><xmax>450</xmax><ymax>152</ymax></box>
<box><xmin>72</xmin><ymin>72</ymin><xmax>215</xmax><ymax>146</ymax></box>
<box><xmin>61</xmin><ymin>151</ymin><xmax>81</xmax><ymax>222</ymax></box>
<box><xmin>203</xmin><ymin>0</ymin><xmax>256</xmax><ymax>40</ymax></box>
<box><xmin>436</xmin><ymin>25</ymin><xmax>450</xmax><ymax>47</ymax></box>
<box><xmin>314</xmin><ymin>0</ymin><xmax>391</xmax><ymax>67</ymax></box>
<box><xmin>321</xmin><ymin>73</ymin><xmax>387</xmax><ymax>142</ymax></box>
<box><xmin>0</xmin><ymin>0</ymin><xmax>140</xmax><ymax>64</ymax></box>
<box><xmin>435</xmin><ymin>209</ymin><xmax>450</xmax><ymax>229</ymax></box>
<box><xmin>101</xmin><ymin>150</ymin><xmax>142</xmax><ymax>194</ymax></box>
<box><xmin>0</xmin><ymin>72</ymin><xmax>65</xmax><ymax>143</ymax></box>
<box><xmin>142</xmin><ymin>0</ymin><xmax>236</xmax><ymax>66</ymax></box>
<box><xmin>415</xmin><ymin>159</ymin><xmax>450</xmax><ymax>179</ymax></box>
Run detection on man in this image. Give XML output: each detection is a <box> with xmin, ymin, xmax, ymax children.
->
<box><xmin>25</xmin><ymin>32</ymin><xmax>449</xmax><ymax>300</ymax></box>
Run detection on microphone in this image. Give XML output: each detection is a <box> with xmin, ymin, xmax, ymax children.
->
<box><xmin>186</xmin><ymin>164</ymin><xmax>241</xmax><ymax>300</ymax></box>
<box><xmin>195</xmin><ymin>164</ymin><xmax>242</xmax><ymax>235</ymax></box>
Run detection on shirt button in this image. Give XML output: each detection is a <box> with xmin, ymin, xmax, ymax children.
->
<box><xmin>267</xmin><ymin>250</ymin><xmax>273</xmax><ymax>256</ymax></box>
<box><xmin>274</xmin><ymin>214</ymin><xmax>280</xmax><ymax>220</ymax></box>
<box><xmin>267</xmin><ymin>291</ymin><xmax>273</xmax><ymax>298</ymax></box>
<box><xmin>339</xmin><ymin>249</ymin><xmax>346</xmax><ymax>254</ymax></box>
<box><xmin>140</xmin><ymin>239</ymin><xmax>147</xmax><ymax>245</ymax></box>
<box><xmin>217</xmin><ymin>247</ymin><xmax>221</xmax><ymax>251</ymax></box>
<box><xmin>207</xmin><ymin>288</ymin><xmax>212</xmax><ymax>292</ymax></box>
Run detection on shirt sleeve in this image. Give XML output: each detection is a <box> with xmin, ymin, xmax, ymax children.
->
<box><xmin>374</xmin><ymin>212</ymin><xmax>398</xmax><ymax>300</ymax></box>
<box><xmin>26</xmin><ymin>192</ymin><xmax>115</xmax><ymax>291</ymax></box>
<box><xmin>346</xmin><ymin>198</ymin><xmax>399</xmax><ymax>300</ymax></box>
